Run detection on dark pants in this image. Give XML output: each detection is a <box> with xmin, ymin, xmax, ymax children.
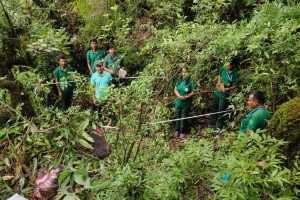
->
<box><xmin>61</xmin><ymin>92</ymin><xmax>73</xmax><ymax>111</ymax></box>
<box><xmin>96</xmin><ymin>103</ymin><xmax>116</xmax><ymax>122</ymax></box>
<box><xmin>112</xmin><ymin>79</ymin><xmax>119</xmax><ymax>88</ymax></box>
<box><xmin>210</xmin><ymin>94</ymin><xmax>229</xmax><ymax>129</ymax></box>
<box><xmin>175</xmin><ymin>106</ymin><xmax>190</xmax><ymax>133</ymax></box>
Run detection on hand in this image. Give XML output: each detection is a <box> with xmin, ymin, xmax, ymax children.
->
<box><xmin>93</xmin><ymin>98</ymin><xmax>97</xmax><ymax>104</ymax></box>
<box><xmin>216</xmin><ymin>83</ymin><xmax>223</xmax><ymax>92</ymax></box>
<box><xmin>179</xmin><ymin>95</ymin><xmax>185</xmax><ymax>101</ymax></box>
<box><xmin>89</xmin><ymin>71</ymin><xmax>93</xmax><ymax>75</ymax></box>
<box><xmin>58</xmin><ymin>91</ymin><xmax>62</xmax><ymax>97</ymax></box>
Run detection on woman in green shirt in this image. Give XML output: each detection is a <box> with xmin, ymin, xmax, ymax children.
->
<box><xmin>174</xmin><ymin>67</ymin><xmax>196</xmax><ymax>139</ymax></box>
<box><xmin>210</xmin><ymin>62</ymin><xmax>238</xmax><ymax>129</ymax></box>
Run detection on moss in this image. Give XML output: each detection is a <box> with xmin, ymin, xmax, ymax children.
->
<box><xmin>0</xmin><ymin>80</ymin><xmax>35</xmax><ymax>118</ymax></box>
<box><xmin>269</xmin><ymin>97</ymin><xmax>300</xmax><ymax>160</ymax></box>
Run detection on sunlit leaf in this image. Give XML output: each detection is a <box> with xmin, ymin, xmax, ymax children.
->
<box><xmin>58</xmin><ymin>170</ymin><xmax>72</xmax><ymax>186</ymax></box>
<box><xmin>78</xmin><ymin>139</ymin><xmax>93</xmax><ymax>149</ymax></box>
<box><xmin>81</xmin><ymin>131</ymin><xmax>94</xmax><ymax>143</ymax></box>
<box><xmin>78</xmin><ymin>119</ymin><xmax>89</xmax><ymax>131</ymax></box>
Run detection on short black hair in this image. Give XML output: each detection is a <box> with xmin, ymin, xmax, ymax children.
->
<box><xmin>250</xmin><ymin>90</ymin><xmax>266</xmax><ymax>104</ymax></box>
<box><xmin>108</xmin><ymin>43</ymin><xmax>116</xmax><ymax>49</ymax></box>
<box><xmin>90</xmin><ymin>39</ymin><xmax>98</xmax><ymax>44</ymax></box>
<box><xmin>59</xmin><ymin>55</ymin><xmax>66</xmax><ymax>60</ymax></box>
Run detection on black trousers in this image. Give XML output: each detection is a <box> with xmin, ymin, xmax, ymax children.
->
<box><xmin>61</xmin><ymin>92</ymin><xmax>73</xmax><ymax>111</ymax></box>
<box><xmin>210</xmin><ymin>94</ymin><xmax>229</xmax><ymax>129</ymax></box>
<box><xmin>175</xmin><ymin>106</ymin><xmax>190</xmax><ymax>133</ymax></box>
<box><xmin>95</xmin><ymin>103</ymin><xmax>116</xmax><ymax>122</ymax></box>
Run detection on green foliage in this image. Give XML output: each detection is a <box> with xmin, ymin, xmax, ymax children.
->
<box><xmin>211</xmin><ymin>133</ymin><xmax>296</xmax><ymax>199</ymax></box>
<box><xmin>26</xmin><ymin>22</ymin><xmax>74</xmax><ymax>56</ymax></box>
<box><xmin>192</xmin><ymin>0</ymin><xmax>268</xmax><ymax>23</ymax></box>
<box><xmin>1</xmin><ymin>0</ymin><xmax>300</xmax><ymax>199</ymax></box>
<box><xmin>269</xmin><ymin>97</ymin><xmax>300</xmax><ymax>160</ymax></box>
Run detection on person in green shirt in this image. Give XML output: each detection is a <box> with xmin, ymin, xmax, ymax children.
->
<box><xmin>86</xmin><ymin>39</ymin><xmax>105</xmax><ymax>75</ymax></box>
<box><xmin>54</xmin><ymin>55</ymin><xmax>75</xmax><ymax>111</ymax></box>
<box><xmin>103</xmin><ymin>46</ymin><xmax>125</xmax><ymax>87</ymax></box>
<box><xmin>239</xmin><ymin>90</ymin><xmax>271</xmax><ymax>137</ymax></box>
<box><xmin>210</xmin><ymin>62</ymin><xmax>238</xmax><ymax>129</ymax></box>
<box><xmin>174</xmin><ymin>67</ymin><xmax>196</xmax><ymax>139</ymax></box>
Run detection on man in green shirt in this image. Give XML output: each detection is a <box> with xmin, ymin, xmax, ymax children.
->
<box><xmin>103</xmin><ymin>46</ymin><xmax>125</xmax><ymax>87</ymax></box>
<box><xmin>210</xmin><ymin>62</ymin><xmax>238</xmax><ymax>129</ymax></box>
<box><xmin>174</xmin><ymin>67</ymin><xmax>196</xmax><ymax>139</ymax></box>
<box><xmin>239</xmin><ymin>90</ymin><xmax>271</xmax><ymax>137</ymax></box>
<box><xmin>54</xmin><ymin>55</ymin><xmax>75</xmax><ymax>111</ymax></box>
<box><xmin>86</xmin><ymin>39</ymin><xmax>105</xmax><ymax>75</ymax></box>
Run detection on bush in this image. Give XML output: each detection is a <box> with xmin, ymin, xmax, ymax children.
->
<box><xmin>269</xmin><ymin>97</ymin><xmax>300</xmax><ymax>160</ymax></box>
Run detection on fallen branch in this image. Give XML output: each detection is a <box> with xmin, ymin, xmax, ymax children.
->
<box><xmin>17</xmin><ymin>117</ymin><xmax>34</xmax><ymax>153</ymax></box>
<box><xmin>35</xmin><ymin>117</ymin><xmax>77</xmax><ymax>133</ymax></box>
<box><xmin>8</xmin><ymin>138</ymin><xmax>31</xmax><ymax>176</ymax></box>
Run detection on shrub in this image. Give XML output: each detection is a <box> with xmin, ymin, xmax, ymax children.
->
<box><xmin>269</xmin><ymin>97</ymin><xmax>300</xmax><ymax>160</ymax></box>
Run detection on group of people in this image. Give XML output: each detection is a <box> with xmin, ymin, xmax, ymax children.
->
<box><xmin>54</xmin><ymin>39</ymin><xmax>125</xmax><ymax>125</ymax></box>
<box><xmin>54</xmin><ymin>40</ymin><xmax>270</xmax><ymax>136</ymax></box>
<box><xmin>173</xmin><ymin>63</ymin><xmax>270</xmax><ymax>138</ymax></box>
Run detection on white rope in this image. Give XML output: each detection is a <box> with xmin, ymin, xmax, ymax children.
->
<box><xmin>34</xmin><ymin>80</ymin><xmax>79</xmax><ymax>86</ymax></box>
<box><xmin>148</xmin><ymin>110</ymin><xmax>235</xmax><ymax>125</ymax></box>
<box><xmin>120</xmin><ymin>76</ymin><xmax>166</xmax><ymax>79</ymax></box>
<box><xmin>99</xmin><ymin>125</ymin><xmax>119</xmax><ymax>130</ymax></box>
<box><xmin>97</xmin><ymin>110</ymin><xmax>236</xmax><ymax>129</ymax></box>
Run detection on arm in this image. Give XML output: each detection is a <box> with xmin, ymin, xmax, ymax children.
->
<box><xmin>87</xmin><ymin>60</ymin><xmax>93</xmax><ymax>75</ymax></box>
<box><xmin>246</xmin><ymin>114</ymin><xmax>261</xmax><ymax>137</ymax></box>
<box><xmin>216</xmin><ymin>75</ymin><xmax>221</xmax><ymax>86</ymax></box>
<box><xmin>216</xmin><ymin>75</ymin><xmax>223</xmax><ymax>92</ymax></box>
<box><xmin>174</xmin><ymin>87</ymin><xmax>184</xmax><ymax>101</ymax></box>
<box><xmin>103</xmin><ymin>66</ymin><xmax>115</xmax><ymax>75</ymax></box>
<box><xmin>225</xmin><ymin>70</ymin><xmax>238</xmax><ymax>92</ymax></box>
<box><xmin>183</xmin><ymin>91</ymin><xmax>195</xmax><ymax>99</ymax></box>
<box><xmin>55</xmin><ymin>78</ymin><xmax>62</xmax><ymax>97</ymax></box>
<box><xmin>90</xmin><ymin>76</ymin><xmax>96</xmax><ymax>104</ymax></box>
<box><xmin>224</xmin><ymin>84</ymin><xmax>237</xmax><ymax>92</ymax></box>
<box><xmin>246</xmin><ymin>129</ymin><xmax>251</xmax><ymax>137</ymax></box>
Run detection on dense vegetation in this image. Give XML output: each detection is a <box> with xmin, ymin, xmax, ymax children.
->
<box><xmin>0</xmin><ymin>0</ymin><xmax>299</xmax><ymax>199</ymax></box>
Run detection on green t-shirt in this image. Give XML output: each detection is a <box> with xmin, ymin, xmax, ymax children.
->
<box><xmin>54</xmin><ymin>66</ymin><xmax>75</xmax><ymax>94</ymax></box>
<box><xmin>214</xmin><ymin>66</ymin><xmax>238</xmax><ymax>99</ymax></box>
<box><xmin>86</xmin><ymin>49</ymin><xmax>105</xmax><ymax>73</ymax></box>
<box><xmin>239</xmin><ymin>106</ymin><xmax>271</xmax><ymax>134</ymax></box>
<box><xmin>175</xmin><ymin>78</ymin><xmax>195</xmax><ymax>108</ymax></box>
<box><xmin>104</xmin><ymin>54</ymin><xmax>124</xmax><ymax>79</ymax></box>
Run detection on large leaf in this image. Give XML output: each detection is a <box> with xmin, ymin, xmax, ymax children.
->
<box><xmin>78</xmin><ymin>119</ymin><xmax>89</xmax><ymax>131</ymax></box>
<box><xmin>58</xmin><ymin>170</ymin><xmax>72</xmax><ymax>186</ymax></box>
<box><xmin>81</xmin><ymin>131</ymin><xmax>94</xmax><ymax>143</ymax></box>
<box><xmin>63</xmin><ymin>194</ymin><xmax>80</xmax><ymax>200</ymax></box>
<box><xmin>74</xmin><ymin>174</ymin><xmax>85</xmax><ymax>185</ymax></box>
<box><xmin>78</xmin><ymin>139</ymin><xmax>93</xmax><ymax>149</ymax></box>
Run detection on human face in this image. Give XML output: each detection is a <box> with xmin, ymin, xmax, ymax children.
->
<box><xmin>59</xmin><ymin>59</ymin><xmax>67</xmax><ymax>68</ymax></box>
<box><xmin>226</xmin><ymin>63</ymin><xmax>233</xmax><ymax>71</ymax></box>
<box><xmin>96</xmin><ymin>65</ymin><xmax>104</xmax><ymax>74</ymax></box>
<box><xmin>247</xmin><ymin>94</ymin><xmax>259</xmax><ymax>109</ymax></box>
<box><xmin>181</xmin><ymin>68</ymin><xmax>188</xmax><ymax>78</ymax></box>
<box><xmin>91</xmin><ymin>42</ymin><xmax>98</xmax><ymax>50</ymax></box>
<box><xmin>109</xmin><ymin>48</ymin><xmax>116</xmax><ymax>56</ymax></box>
